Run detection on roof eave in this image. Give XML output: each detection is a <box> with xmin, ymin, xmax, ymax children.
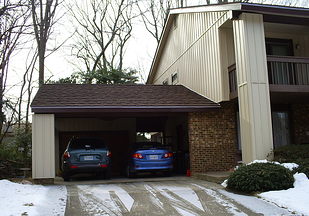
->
<box><xmin>31</xmin><ymin>106</ymin><xmax>221</xmax><ymax>114</ymax></box>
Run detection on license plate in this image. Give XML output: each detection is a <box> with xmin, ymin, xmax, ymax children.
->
<box><xmin>84</xmin><ymin>155</ymin><xmax>93</xmax><ymax>160</ymax></box>
<box><xmin>149</xmin><ymin>155</ymin><xmax>158</xmax><ymax>160</ymax></box>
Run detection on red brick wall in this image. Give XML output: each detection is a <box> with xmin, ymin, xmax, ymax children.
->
<box><xmin>188</xmin><ymin>102</ymin><xmax>237</xmax><ymax>174</ymax></box>
<box><xmin>292</xmin><ymin>103</ymin><xmax>309</xmax><ymax>145</ymax></box>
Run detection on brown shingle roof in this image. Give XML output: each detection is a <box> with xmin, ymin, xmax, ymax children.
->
<box><xmin>31</xmin><ymin>84</ymin><xmax>219</xmax><ymax>113</ymax></box>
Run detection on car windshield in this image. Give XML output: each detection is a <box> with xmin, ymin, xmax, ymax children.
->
<box><xmin>70</xmin><ymin>138</ymin><xmax>106</xmax><ymax>149</ymax></box>
<box><xmin>132</xmin><ymin>142</ymin><xmax>163</xmax><ymax>149</ymax></box>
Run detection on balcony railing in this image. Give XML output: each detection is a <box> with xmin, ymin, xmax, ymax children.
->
<box><xmin>267</xmin><ymin>56</ymin><xmax>309</xmax><ymax>85</ymax></box>
<box><xmin>228</xmin><ymin>56</ymin><xmax>309</xmax><ymax>93</ymax></box>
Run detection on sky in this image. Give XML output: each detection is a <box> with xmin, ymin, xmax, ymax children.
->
<box><xmin>5</xmin><ymin>0</ymin><xmax>309</xmax><ymax>120</ymax></box>
<box><xmin>10</xmin><ymin>0</ymin><xmax>309</xmax><ymax>87</ymax></box>
<box><xmin>0</xmin><ymin>161</ymin><xmax>308</xmax><ymax>215</ymax></box>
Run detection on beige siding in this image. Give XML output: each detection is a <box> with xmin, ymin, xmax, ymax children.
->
<box><xmin>233</xmin><ymin>13</ymin><xmax>273</xmax><ymax>163</ymax></box>
<box><xmin>265</xmin><ymin>31</ymin><xmax>309</xmax><ymax>57</ymax></box>
<box><xmin>152</xmin><ymin>11</ymin><xmax>231</xmax><ymax>102</ymax></box>
<box><xmin>32</xmin><ymin>114</ymin><xmax>55</xmax><ymax>179</ymax></box>
<box><xmin>219</xmin><ymin>26</ymin><xmax>235</xmax><ymax>100</ymax></box>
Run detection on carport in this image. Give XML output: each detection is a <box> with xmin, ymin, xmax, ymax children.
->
<box><xmin>31</xmin><ymin>84</ymin><xmax>220</xmax><ymax>183</ymax></box>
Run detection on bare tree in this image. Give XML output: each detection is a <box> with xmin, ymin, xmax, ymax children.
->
<box><xmin>67</xmin><ymin>0</ymin><xmax>136</xmax><ymax>82</ymax></box>
<box><xmin>137</xmin><ymin>0</ymin><xmax>178</xmax><ymax>44</ymax></box>
<box><xmin>0</xmin><ymin>0</ymin><xmax>31</xmax><ymax>136</ymax></box>
<box><xmin>18</xmin><ymin>50</ymin><xmax>38</xmax><ymax>131</ymax></box>
<box><xmin>30</xmin><ymin>0</ymin><xmax>59</xmax><ymax>87</ymax></box>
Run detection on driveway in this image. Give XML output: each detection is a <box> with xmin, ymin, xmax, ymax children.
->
<box><xmin>56</xmin><ymin>175</ymin><xmax>291</xmax><ymax>216</ymax></box>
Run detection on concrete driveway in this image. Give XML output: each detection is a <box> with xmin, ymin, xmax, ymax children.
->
<box><xmin>56</xmin><ymin>174</ymin><xmax>291</xmax><ymax>216</ymax></box>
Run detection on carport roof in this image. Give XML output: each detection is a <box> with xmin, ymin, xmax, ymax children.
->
<box><xmin>31</xmin><ymin>84</ymin><xmax>220</xmax><ymax>114</ymax></box>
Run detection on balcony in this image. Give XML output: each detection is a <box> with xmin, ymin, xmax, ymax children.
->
<box><xmin>267</xmin><ymin>56</ymin><xmax>309</xmax><ymax>85</ymax></box>
<box><xmin>229</xmin><ymin>56</ymin><xmax>309</xmax><ymax>102</ymax></box>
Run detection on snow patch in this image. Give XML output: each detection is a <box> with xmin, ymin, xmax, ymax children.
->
<box><xmin>259</xmin><ymin>173</ymin><xmax>309</xmax><ymax>215</ymax></box>
<box><xmin>0</xmin><ymin>180</ymin><xmax>67</xmax><ymax>216</ymax></box>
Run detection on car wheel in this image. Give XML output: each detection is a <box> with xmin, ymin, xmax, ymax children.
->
<box><xmin>63</xmin><ymin>172</ymin><xmax>70</xmax><ymax>181</ymax></box>
<box><xmin>126</xmin><ymin>165</ymin><xmax>135</xmax><ymax>178</ymax></box>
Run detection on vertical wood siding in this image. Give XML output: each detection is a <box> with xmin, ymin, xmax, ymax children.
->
<box><xmin>152</xmin><ymin>11</ymin><xmax>230</xmax><ymax>103</ymax></box>
<box><xmin>32</xmin><ymin>114</ymin><xmax>55</xmax><ymax>179</ymax></box>
<box><xmin>233</xmin><ymin>13</ymin><xmax>273</xmax><ymax>163</ymax></box>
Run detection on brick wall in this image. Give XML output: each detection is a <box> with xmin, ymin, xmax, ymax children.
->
<box><xmin>292</xmin><ymin>103</ymin><xmax>309</xmax><ymax>145</ymax></box>
<box><xmin>188</xmin><ymin>102</ymin><xmax>238</xmax><ymax>174</ymax></box>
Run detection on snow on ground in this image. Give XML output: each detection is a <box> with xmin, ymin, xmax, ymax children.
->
<box><xmin>0</xmin><ymin>161</ymin><xmax>308</xmax><ymax>216</ymax></box>
<box><xmin>0</xmin><ymin>180</ymin><xmax>67</xmax><ymax>216</ymax></box>
<box><xmin>258</xmin><ymin>173</ymin><xmax>309</xmax><ymax>215</ymax></box>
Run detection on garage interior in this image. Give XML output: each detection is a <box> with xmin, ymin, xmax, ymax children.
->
<box><xmin>55</xmin><ymin>114</ymin><xmax>190</xmax><ymax>177</ymax></box>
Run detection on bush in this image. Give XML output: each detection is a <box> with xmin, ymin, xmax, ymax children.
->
<box><xmin>273</xmin><ymin>144</ymin><xmax>309</xmax><ymax>162</ymax></box>
<box><xmin>294</xmin><ymin>158</ymin><xmax>309</xmax><ymax>178</ymax></box>
<box><xmin>227</xmin><ymin>162</ymin><xmax>294</xmax><ymax>193</ymax></box>
<box><xmin>273</xmin><ymin>144</ymin><xmax>309</xmax><ymax>178</ymax></box>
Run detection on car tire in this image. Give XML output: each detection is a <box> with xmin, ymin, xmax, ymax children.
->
<box><xmin>63</xmin><ymin>172</ymin><xmax>70</xmax><ymax>181</ymax></box>
<box><xmin>126</xmin><ymin>165</ymin><xmax>135</xmax><ymax>178</ymax></box>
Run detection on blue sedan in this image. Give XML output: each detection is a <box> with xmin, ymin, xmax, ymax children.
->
<box><xmin>126</xmin><ymin>142</ymin><xmax>173</xmax><ymax>178</ymax></box>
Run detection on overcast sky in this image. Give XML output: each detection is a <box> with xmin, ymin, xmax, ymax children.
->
<box><xmin>5</xmin><ymin>0</ymin><xmax>309</xmax><ymax>120</ymax></box>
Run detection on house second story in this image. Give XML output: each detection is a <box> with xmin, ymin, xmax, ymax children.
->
<box><xmin>147</xmin><ymin>2</ymin><xmax>309</xmax><ymax>104</ymax></box>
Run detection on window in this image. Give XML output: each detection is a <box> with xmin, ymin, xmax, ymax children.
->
<box><xmin>272</xmin><ymin>111</ymin><xmax>292</xmax><ymax>149</ymax></box>
<box><xmin>266</xmin><ymin>38</ymin><xmax>294</xmax><ymax>56</ymax></box>
<box><xmin>163</xmin><ymin>78</ymin><xmax>168</xmax><ymax>85</ymax></box>
<box><xmin>172</xmin><ymin>72</ymin><xmax>178</xmax><ymax>85</ymax></box>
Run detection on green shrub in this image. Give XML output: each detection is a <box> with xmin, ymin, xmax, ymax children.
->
<box><xmin>227</xmin><ymin>162</ymin><xmax>294</xmax><ymax>193</ymax></box>
<box><xmin>272</xmin><ymin>144</ymin><xmax>309</xmax><ymax>178</ymax></box>
<box><xmin>273</xmin><ymin>144</ymin><xmax>309</xmax><ymax>162</ymax></box>
<box><xmin>293</xmin><ymin>158</ymin><xmax>309</xmax><ymax>178</ymax></box>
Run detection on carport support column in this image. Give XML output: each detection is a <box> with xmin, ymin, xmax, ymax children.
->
<box><xmin>233</xmin><ymin>13</ymin><xmax>273</xmax><ymax>163</ymax></box>
<box><xmin>32</xmin><ymin>114</ymin><xmax>55</xmax><ymax>184</ymax></box>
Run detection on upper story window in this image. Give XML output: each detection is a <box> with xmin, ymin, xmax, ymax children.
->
<box><xmin>266</xmin><ymin>38</ymin><xmax>294</xmax><ymax>56</ymax></box>
<box><xmin>163</xmin><ymin>78</ymin><xmax>168</xmax><ymax>85</ymax></box>
<box><xmin>172</xmin><ymin>72</ymin><xmax>178</xmax><ymax>85</ymax></box>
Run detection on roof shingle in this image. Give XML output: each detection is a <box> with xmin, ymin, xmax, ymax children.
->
<box><xmin>31</xmin><ymin>84</ymin><xmax>219</xmax><ymax>113</ymax></box>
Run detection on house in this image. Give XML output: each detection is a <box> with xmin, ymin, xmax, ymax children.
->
<box><xmin>147</xmin><ymin>2</ymin><xmax>309</xmax><ymax>173</ymax></box>
<box><xmin>31</xmin><ymin>2</ymin><xmax>309</xmax><ymax>183</ymax></box>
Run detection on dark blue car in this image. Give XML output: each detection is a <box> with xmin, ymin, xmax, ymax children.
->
<box><xmin>61</xmin><ymin>137</ymin><xmax>112</xmax><ymax>181</ymax></box>
<box><xmin>125</xmin><ymin>142</ymin><xmax>173</xmax><ymax>178</ymax></box>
